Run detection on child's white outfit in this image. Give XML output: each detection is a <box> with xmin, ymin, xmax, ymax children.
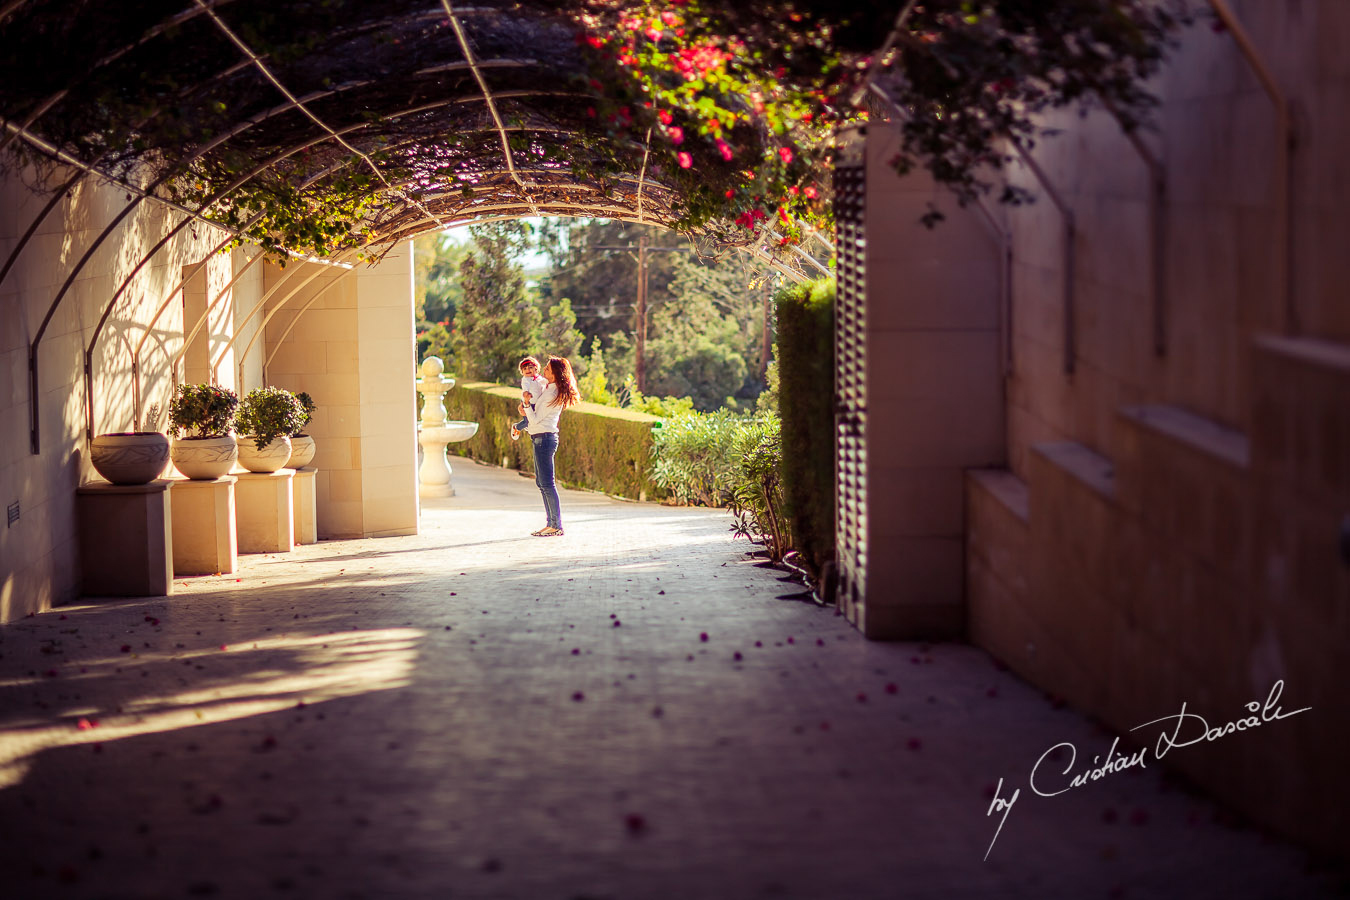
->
<box><xmin>512</xmin><ymin>373</ymin><xmax>548</xmax><ymax>435</ymax></box>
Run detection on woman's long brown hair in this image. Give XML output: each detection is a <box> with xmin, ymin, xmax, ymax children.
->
<box><xmin>545</xmin><ymin>356</ymin><xmax>580</xmax><ymax>408</ymax></box>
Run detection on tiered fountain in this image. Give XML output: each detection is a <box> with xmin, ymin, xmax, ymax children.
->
<box><xmin>415</xmin><ymin>357</ymin><xmax>479</xmax><ymax>498</ymax></box>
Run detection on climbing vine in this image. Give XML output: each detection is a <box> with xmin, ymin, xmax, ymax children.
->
<box><xmin>0</xmin><ymin>0</ymin><xmax>1190</xmax><ymax>262</ymax></box>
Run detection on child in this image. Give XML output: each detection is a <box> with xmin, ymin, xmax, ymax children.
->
<box><xmin>510</xmin><ymin>356</ymin><xmax>548</xmax><ymax>441</ymax></box>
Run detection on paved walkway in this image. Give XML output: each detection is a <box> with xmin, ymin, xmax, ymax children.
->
<box><xmin>0</xmin><ymin>462</ymin><xmax>1341</xmax><ymax>899</ymax></box>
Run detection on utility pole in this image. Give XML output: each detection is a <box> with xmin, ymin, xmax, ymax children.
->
<box><xmin>592</xmin><ymin>235</ymin><xmax>690</xmax><ymax>396</ymax></box>
<box><xmin>635</xmin><ymin>234</ymin><xmax>648</xmax><ymax>393</ymax></box>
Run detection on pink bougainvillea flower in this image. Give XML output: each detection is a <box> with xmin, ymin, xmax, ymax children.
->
<box><xmin>786</xmin><ymin>636</ymin><xmax>795</xmax><ymax>644</ymax></box>
<box><xmin>779</xmin><ymin>147</ymin><xmax>794</xmax><ymax>164</ymax></box>
<box><xmin>645</xmin><ymin>27</ymin><xmax>662</xmax><ymax>42</ymax></box>
<box><xmin>699</xmin><ymin>632</ymin><xmax>709</xmax><ymax>642</ymax></box>
<box><xmin>725</xmin><ymin>189</ymin><xmax>734</xmax><ymax>198</ymax></box>
<box><xmin>585</xmin><ymin>34</ymin><xmax>604</xmax><ymax>49</ymax></box>
<box><xmin>613</xmin><ymin>620</ymin><xmax>622</xmax><ymax>627</ymax></box>
<box><xmin>571</xmin><ymin>691</ymin><xmax>585</xmax><ymax>702</ymax></box>
<box><xmin>660</xmin><ymin>11</ymin><xmax>677</xmax><ymax>25</ymax></box>
<box><xmin>754</xmin><ymin>640</ymin><xmax>762</xmax><ymax>647</ymax></box>
<box><xmin>677</xmin><ymin>152</ymin><xmax>692</xmax><ymax>168</ymax></box>
<box><xmin>815</xmin><ymin>638</ymin><xmax>825</xmax><ymax>647</ymax></box>
<box><xmin>571</xmin><ymin>648</ymin><xmax>580</xmax><ymax>656</ymax></box>
<box><xmin>658</xmin><ymin>109</ymin><xmax>673</xmax><ymax>125</ymax></box>
<box><xmin>668</xmin><ymin>126</ymin><xmax>684</xmax><ymax>145</ymax></box>
<box><xmin>804</xmin><ymin>186</ymin><xmax>818</xmax><ymax>199</ymax></box>
<box><xmin>717</xmin><ymin>140</ymin><xmax>733</xmax><ymax>161</ymax></box>
<box><xmin>733</xmin><ymin>651</ymin><xmax>742</xmax><ymax>661</ymax></box>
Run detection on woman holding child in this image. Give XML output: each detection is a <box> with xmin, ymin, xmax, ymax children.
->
<box><xmin>513</xmin><ymin>355</ymin><xmax>579</xmax><ymax>536</ymax></box>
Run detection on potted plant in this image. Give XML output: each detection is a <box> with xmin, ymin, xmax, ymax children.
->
<box><xmin>285</xmin><ymin>391</ymin><xmax>317</xmax><ymax>469</ymax></box>
<box><xmin>90</xmin><ymin>403</ymin><xmax>171</xmax><ymax>485</ymax></box>
<box><xmin>168</xmin><ymin>384</ymin><xmax>239</xmax><ymax>480</ymax></box>
<box><xmin>235</xmin><ymin>387</ymin><xmax>306</xmax><ymax>473</ymax></box>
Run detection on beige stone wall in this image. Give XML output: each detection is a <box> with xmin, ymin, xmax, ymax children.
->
<box><xmin>0</xmin><ymin>164</ymin><xmax>236</xmax><ymax>621</ymax></box>
<box><xmin>0</xmin><ymin>161</ymin><xmax>417</xmax><ymax>620</ymax></box>
<box><xmin>955</xmin><ymin>1</ymin><xmax>1350</xmax><ymax>856</ymax></box>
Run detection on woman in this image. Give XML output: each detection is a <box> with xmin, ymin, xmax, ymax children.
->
<box><xmin>519</xmin><ymin>355</ymin><xmax>579</xmax><ymax>536</ymax></box>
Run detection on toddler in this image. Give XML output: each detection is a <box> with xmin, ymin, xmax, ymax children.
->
<box><xmin>510</xmin><ymin>356</ymin><xmax>548</xmax><ymax>441</ymax></box>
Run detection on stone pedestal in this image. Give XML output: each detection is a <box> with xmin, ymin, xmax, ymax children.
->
<box><xmin>415</xmin><ymin>357</ymin><xmax>479</xmax><ymax>498</ymax></box>
<box><xmin>76</xmin><ymin>480</ymin><xmax>173</xmax><ymax>597</ymax></box>
<box><xmin>169</xmin><ymin>476</ymin><xmax>237</xmax><ymax>575</ymax></box>
<box><xmin>292</xmin><ymin>467</ymin><xmax>317</xmax><ymax>545</ymax></box>
<box><xmin>235</xmin><ymin>470</ymin><xmax>295</xmax><ymax>554</ymax></box>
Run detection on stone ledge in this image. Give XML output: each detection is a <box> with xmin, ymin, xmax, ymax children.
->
<box><xmin>1029</xmin><ymin>442</ymin><xmax>1116</xmax><ymax>500</ymax></box>
<box><xmin>966</xmin><ymin>468</ymin><xmax>1030</xmax><ymax>524</ymax></box>
<box><xmin>1254</xmin><ymin>333</ymin><xmax>1350</xmax><ymax>373</ymax></box>
<box><xmin>1118</xmin><ymin>404</ymin><xmax>1250</xmax><ymax>469</ymax></box>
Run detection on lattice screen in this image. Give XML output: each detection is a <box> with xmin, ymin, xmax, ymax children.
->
<box><xmin>833</xmin><ymin>154</ymin><xmax>867</xmax><ymax>621</ymax></box>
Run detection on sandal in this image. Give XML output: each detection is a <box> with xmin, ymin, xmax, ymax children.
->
<box><xmin>531</xmin><ymin>527</ymin><xmax>550</xmax><ymax>536</ymax></box>
<box><xmin>538</xmin><ymin>526</ymin><xmax>564</xmax><ymax>537</ymax></box>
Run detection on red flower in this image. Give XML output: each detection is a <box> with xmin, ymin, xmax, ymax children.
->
<box><xmin>717</xmin><ymin>140</ymin><xmax>733</xmax><ymax>161</ymax></box>
<box><xmin>585</xmin><ymin>35</ymin><xmax>604</xmax><ymax>49</ymax></box>
<box><xmin>725</xmin><ymin>189</ymin><xmax>734</xmax><ymax>198</ymax></box>
<box><xmin>658</xmin><ymin>109</ymin><xmax>673</xmax><ymax>125</ymax></box>
<box><xmin>677</xmin><ymin>151</ymin><xmax>692</xmax><ymax>168</ymax></box>
<box><xmin>778</xmin><ymin>147</ymin><xmax>793</xmax><ymax>164</ymax></box>
<box><xmin>804</xmin><ymin>186</ymin><xmax>818</xmax><ymax>199</ymax></box>
<box><xmin>645</xmin><ymin>27</ymin><xmax>662</xmax><ymax>42</ymax></box>
<box><xmin>660</xmin><ymin>11</ymin><xmax>677</xmax><ymax>25</ymax></box>
<box><xmin>667</xmin><ymin>126</ymin><xmax>684</xmax><ymax>145</ymax></box>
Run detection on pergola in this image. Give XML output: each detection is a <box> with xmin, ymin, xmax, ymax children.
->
<box><xmin>0</xmin><ymin>0</ymin><xmax>844</xmax><ymax>454</ymax></box>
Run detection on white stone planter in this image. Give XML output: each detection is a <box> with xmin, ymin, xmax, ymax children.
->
<box><xmin>286</xmin><ymin>434</ymin><xmax>316</xmax><ymax>469</ymax></box>
<box><xmin>237</xmin><ymin>435</ymin><xmax>292</xmax><ymax>473</ymax></box>
<box><xmin>90</xmin><ymin>432</ymin><xmax>170</xmax><ymax>485</ymax></box>
<box><xmin>171</xmin><ymin>435</ymin><xmax>238</xmax><ymax>480</ymax></box>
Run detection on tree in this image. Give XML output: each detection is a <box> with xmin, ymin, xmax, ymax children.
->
<box><xmin>540</xmin><ymin>297</ymin><xmax>588</xmax><ymax>371</ymax></box>
<box><xmin>452</xmin><ymin>222</ymin><xmax>542</xmax><ymax>384</ymax></box>
<box><xmin>415</xmin><ymin>233</ymin><xmax>469</xmax><ymax>329</ymax></box>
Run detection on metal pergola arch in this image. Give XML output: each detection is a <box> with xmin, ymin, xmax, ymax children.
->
<box><xmin>0</xmin><ymin>0</ymin><xmax>823</xmax><ymax>456</ymax></box>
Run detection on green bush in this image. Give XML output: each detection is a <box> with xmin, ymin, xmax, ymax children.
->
<box><xmin>650</xmin><ymin>409</ymin><xmax>745</xmax><ymax>507</ymax></box>
<box><xmin>725</xmin><ymin>415</ymin><xmax>791</xmax><ymax>560</ymax></box>
<box><xmin>444</xmin><ymin>382</ymin><xmax>665</xmax><ymax>501</ymax></box>
<box><xmin>774</xmin><ymin>277</ymin><xmax>835</xmax><ymax>576</ymax></box>
<box><xmin>167</xmin><ymin>383</ymin><xmax>238</xmax><ymax>438</ymax></box>
<box><xmin>236</xmin><ymin>387</ymin><xmax>306</xmax><ymax>451</ymax></box>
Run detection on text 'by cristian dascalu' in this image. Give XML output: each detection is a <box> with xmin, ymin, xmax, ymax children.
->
<box><xmin>982</xmin><ymin>680</ymin><xmax>1311</xmax><ymax>860</ymax></box>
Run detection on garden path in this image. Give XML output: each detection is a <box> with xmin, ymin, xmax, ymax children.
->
<box><xmin>0</xmin><ymin>461</ymin><xmax>1339</xmax><ymax>899</ymax></box>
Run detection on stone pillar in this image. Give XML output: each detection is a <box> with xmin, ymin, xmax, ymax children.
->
<box><xmin>837</xmin><ymin>121</ymin><xmax>1005</xmax><ymax>639</ymax></box>
<box><xmin>292</xmin><ymin>467</ymin><xmax>317</xmax><ymax>544</ymax></box>
<box><xmin>235</xmin><ymin>470</ymin><xmax>295</xmax><ymax>554</ymax></box>
<box><xmin>263</xmin><ymin>241</ymin><xmax>418</xmax><ymax>539</ymax></box>
<box><xmin>169</xmin><ymin>476</ymin><xmax>237</xmax><ymax>575</ymax></box>
<box><xmin>75</xmin><ymin>481</ymin><xmax>173</xmax><ymax>597</ymax></box>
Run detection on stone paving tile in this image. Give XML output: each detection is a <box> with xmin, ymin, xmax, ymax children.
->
<box><xmin>0</xmin><ymin>460</ymin><xmax>1342</xmax><ymax>899</ymax></box>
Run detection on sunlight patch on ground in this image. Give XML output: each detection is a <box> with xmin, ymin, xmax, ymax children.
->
<box><xmin>0</xmin><ymin>628</ymin><xmax>422</xmax><ymax>790</ymax></box>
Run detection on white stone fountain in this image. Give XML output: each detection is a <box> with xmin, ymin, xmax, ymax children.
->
<box><xmin>415</xmin><ymin>357</ymin><xmax>479</xmax><ymax>498</ymax></box>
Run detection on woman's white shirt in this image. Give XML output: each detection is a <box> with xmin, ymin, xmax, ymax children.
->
<box><xmin>523</xmin><ymin>383</ymin><xmax>563</xmax><ymax>434</ymax></box>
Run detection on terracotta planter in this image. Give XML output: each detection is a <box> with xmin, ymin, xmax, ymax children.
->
<box><xmin>286</xmin><ymin>434</ymin><xmax>316</xmax><ymax>469</ymax></box>
<box><xmin>90</xmin><ymin>432</ymin><xmax>170</xmax><ymax>485</ymax></box>
<box><xmin>237</xmin><ymin>435</ymin><xmax>292</xmax><ymax>473</ymax></box>
<box><xmin>171</xmin><ymin>435</ymin><xmax>238</xmax><ymax>480</ymax></box>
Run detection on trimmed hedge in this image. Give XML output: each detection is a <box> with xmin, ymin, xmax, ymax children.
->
<box><xmin>443</xmin><ymin>382</ymin><xmax>666</xmax><ymax>501</ymax></box>
<box><xmin>774</xmin><ymin>278</ymin><xmax>836</xmax><ymax>576</ymax></box>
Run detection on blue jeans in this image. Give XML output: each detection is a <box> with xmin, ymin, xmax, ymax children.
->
<box><xmin>532</xmin><ymin>431</ymin><xmax>561</xmax><ymax>528</ymax></box>
<box><xmin>513</xmin><ymin>416</ymin><xmax>529</xmax><ymax>432</ymax></box>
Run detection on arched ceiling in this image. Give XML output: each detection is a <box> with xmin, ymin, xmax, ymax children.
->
<box><xmin>0</xmin><ymin>0</ymin><xmax>770</xmax><ymax>257</ymax></box>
